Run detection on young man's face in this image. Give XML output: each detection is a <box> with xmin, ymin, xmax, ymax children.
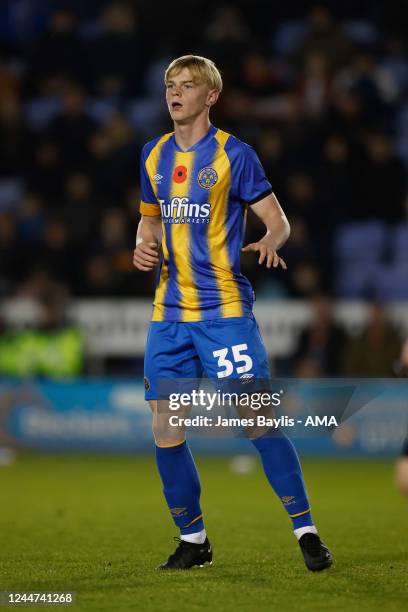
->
<box><xmin>165</xmin><ymin>67</ymin><xmax>218</xmax><ymax>125</ymax></box>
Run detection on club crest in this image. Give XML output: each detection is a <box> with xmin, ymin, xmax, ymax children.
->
<box><xmin>198</xmin><ymin>167</ymin><xmax>218</xmax><ymax>189</ymax></box>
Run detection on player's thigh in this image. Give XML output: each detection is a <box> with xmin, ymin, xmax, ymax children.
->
<box><xmin>144</xmin><ymin>321</ymin><xmax>203</xmax><ymax>402</ymax></box>
<box><xmin>191</xmin><ymin>315</ymin><xmax>271</xmax><ymax>382</ymax></box>
<box><xmin>190</xmin><ymin>315</ymin><xmax>273</xmax><ymax>436</ymax></box>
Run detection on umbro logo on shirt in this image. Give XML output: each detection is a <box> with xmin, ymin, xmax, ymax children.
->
<box><xmin>152</xmin><ymin>173</ymin><xmax>163</xmax><ymax>184</ymax></box>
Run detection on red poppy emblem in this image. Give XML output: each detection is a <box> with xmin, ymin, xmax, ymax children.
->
<box><xmin>173</xmin><ymin>165</ymin><xmax>187</xmax><ymax>183</ymax></box>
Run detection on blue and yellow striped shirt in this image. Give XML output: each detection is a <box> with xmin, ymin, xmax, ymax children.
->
<box><xmin>139</xmin><ymin>125</ymin><xmax>272</xmax><ymax>322</ymax></box>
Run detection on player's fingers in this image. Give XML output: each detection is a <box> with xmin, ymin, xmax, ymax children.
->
<box><xmin>134</xmin><ymin>249</ymin><xmax>159</xmax><ymax>264</ymax></box>
<box><xmin>279</xmin><ymin>257</ymin><xmax>287</xmax><ymax>270</ymax></box>
<box><xmin>133</xmin><ymin>261</ymin><xmax>152</xmax><ymax>271</ymax></box>
<box><xmin>241</xmin><ymin>243</ymin><xmax>256</xmax><ymax>252</ymax></box>
<box><xmin>266</xmin><ymin>251</ymin><xmax>274</xmax><ymax>268</ymax></box>
<box><xmin>258</xmin><ymin>245</ymin><xmax>267</xmax><ymax>265</ymax></box>
<box><xmin>135</xmin><ymin>255</ymin><xmax>158</xmax><ymax>267</ymax></box>
<box><xmin>134</xmin><ymin>259</ymin><xmax>154</xmax><ymax>271</ymax></box>
<box><xmin>133</xmin><ymin>253</ymin><xmax>155</xmax><ymax>269</ymax></box>
<box><xmin>138</xmin><ymin>243</ymin><xmax>159</xmax><ymax>257</ymax></box>
<box><xmin>272</xmin><ymin>252</ymin><xmax>280</xmax><ymax>268</ymax></box>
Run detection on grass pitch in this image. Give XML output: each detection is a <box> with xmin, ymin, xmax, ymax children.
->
<box><xmin>1</xmin><ymin>453</ymin><xmax>407</xmax><ymax>611</ymax></box>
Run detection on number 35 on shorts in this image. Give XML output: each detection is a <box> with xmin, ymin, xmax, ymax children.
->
<box><xmin>212</xmin><ymin>343</ymin><xmax>253</xmax><ymax>378</ymax></box>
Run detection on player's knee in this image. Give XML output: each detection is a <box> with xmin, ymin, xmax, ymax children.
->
<box><xmin>395</xmin><ymin>458</ymin><xmax>408</xmax><ymax>495</ymax></box>
<box><xmin>148</xmin><ymin>400</ymin><xmax>157</xmax><ymax>413</ymax></box>
<box><xmin>153</xmin><ymin>428</ymin><xmax>185</xmax><ymax>447</ymax></box>
<box><xmin>152</xmin><ymin>411</ymin><xmax>185</xmax><ymax>447</ymax></box>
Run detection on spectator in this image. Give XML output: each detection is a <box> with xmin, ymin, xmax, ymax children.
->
<box><xmin>256</xmin><ymin>130</ymin><xmax>289</xmax><ymax>196</ymax></box>
<box><xmin>341</xmin><ymin>303</ymin><xmax>402</xmax><ymax>376</ymax></box>
<box><xmin>89</xmin><ymin>112</ymin><xmax>141</xmax><ymax>201</ymax></box>
<box><xmin>0</xmin><ymin>295</ymin><xmax>84</xmax><ymax>378</ymax></box>
<box><xmin>26</xmin><ymin>140</ymin><xmax>64</xmax><ymax>202</ymax></box>
<box><xmin>47</xmin><ymin>82</ymin><xmax>98</xmax><ymax>170</ymax></box>
<box><xmin>293</xmin><ymin>293</ymin><xmax>346</xmax><ymax>377</ymax></box>
<box><xmin>16</xmin><ymin>192</ymin><xmax>46</xmax><ymax>244</ymax></box>
<box><xmin>352</xmin><ymin>132</ymin><xmax>406</xmax><ymax>221</ymax></box>
<box><xmin>61</xmin><ymin>172</ymin><xmax>99</xmax><ymax>249</ymax></box>
<box><xmin>290</xmin><ymin>261</ymin><xmax>322</xmax><ymax>298</ymax></box>
<box><xmin>87</xmin><ymin>2</ymin><xmax>145</xmax><ymax>97</ymax></box>
<box><xmin>26</xmin><ymin>8</ymin><xmax>87</xmax><ymax>95</ymax></box>
<box><xmin>298</xmin><ymin>51</ymin><xmax>331</xmax><ymax>119</ymax></box>
<box><xmin>35</xmin><ymin>218</ymin><xmax>78</xmax><ymax>292</ymax></box>
<box><xmin>0</xmin><ymin>93</ymin><xmax>31</xmax><ymax>179</ymax></box>
<box><xmin>0</xmin><ymin>212</ymin><xmax>21</xmax><ymax>296</ymax></box>
<box><xmin>80</xmin><ymin>253</ymin><xmax>119</xmax><ymax>297</ymax></box>
<box><xmin>292</xmin><ymin>5</ymin><xmax>354</xmax><ymax>74</ymax></box>
<box><xmin>319</xmin><ymin>133</ymin><xmax>353</xmax><ymax>222</ymax></box>
<box><xmin>203</xmin><ymin>4</ymin><xmax>250</xmax><ymax>86</ymax></box>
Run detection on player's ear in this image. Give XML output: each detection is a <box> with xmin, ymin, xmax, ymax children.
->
<box><xmin>206</xmin><ymin>89</ymin><xmax>219</xmax><ymax>107</ymax></box>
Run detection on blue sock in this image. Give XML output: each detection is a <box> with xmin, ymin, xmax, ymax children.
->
<box><xmin>251</xmin><ymin>429</ymin><xmax>314</xmax><ymax>529</ymax></box>
<box><xmin>155</xmin><ymin>440</ymin><xmax>204</xmax><ymax>535</ymax></box>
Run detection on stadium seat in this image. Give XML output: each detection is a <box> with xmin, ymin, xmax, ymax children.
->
<box><xmin>0</xmin><ymin>179</ymin><xmax>24</xmax><ymax>212</ymax></box>
<box><xmin>395</xmin><ymin>102</ymin><xmax>408</xmax><ymax>166</ymax></box>
<box><xmin>344</xmin><ymin>20</ymin><xmax>379</xmax><ymax>45</ymax></box>
<box><xmin>374</xmin><ymin>263</ymin><xmax>408</xmax><ymax>300</ymax></box>
<box><xmin>24</xmin><ymin>97</ymin><xmax>60</xmax><ymax>130</ymax></box>
<box><xmin>393</xmin><ymin>224</ymin><xmax>408</xmax><ymax>262</ymax></box>
<box><xmin>334</xmin><ymin>221</ymin><xmax>387</xmax><ymax>263</ymax></box>
<box><xmin>272</xmin><ymin>20</ymin><xmax>307</xmax><ymax>57</ymax></box>
<box><xmin>127</xmin><ymin>98</ymin><xmax>165</xmax><ymax>136</ymax></box>
<box><xmin>334</xmin><ymin>262</ymin><xmax>378</xmax><ymax>298</ymax></box>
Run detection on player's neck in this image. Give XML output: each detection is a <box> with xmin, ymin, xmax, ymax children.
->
<box><xmin>173</xmin><ymin>116</ymin><xmax>212</xmax><ymax>152</ymax></box>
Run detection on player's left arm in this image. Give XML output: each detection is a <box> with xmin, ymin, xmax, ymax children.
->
<box><xmin>242</xmin><ymin>192</ymin><xmax>290</xmax><ymax>269</ymax></box>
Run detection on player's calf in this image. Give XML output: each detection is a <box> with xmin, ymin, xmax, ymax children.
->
<box><xmin>395</xmin><ymin>457</ymin><xmax>408</xmax><ymax>496</ymax></box>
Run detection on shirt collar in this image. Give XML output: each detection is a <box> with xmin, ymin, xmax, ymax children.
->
<box><xmin>172</xmin><ymin>124</ymin><xmax>217</xmax><ymax>152</ymax></box>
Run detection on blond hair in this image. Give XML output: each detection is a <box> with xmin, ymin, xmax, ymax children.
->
<box><xmin>165</xmin><ymin>55</ymin><xmax>223</xmax><ymax>92</ymax></box>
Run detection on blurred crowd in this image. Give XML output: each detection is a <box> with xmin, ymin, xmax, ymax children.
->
<box><xmin>290</xmin><ymin>295</ymin><xmax>404</xmax><ymax>377</ymax></box>
<box><xmin>0</xmin><ymin>0</ymin><xmax>407</xmax><ymax>303</ymax></box>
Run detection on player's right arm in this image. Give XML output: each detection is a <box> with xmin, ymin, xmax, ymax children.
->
<box><xmin>133</xmin><ymin>142</ymin><xmax>163</xmax><ymax>272</ymax></box>
<box><xmin>133</xmin><ymin>215</ymin><xmax>161</xmax><ymax>271</ymax></box>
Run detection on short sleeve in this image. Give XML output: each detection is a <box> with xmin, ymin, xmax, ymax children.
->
<box><xmin>237</xmin><ymin>145</ymin><xmax>272</xmax><ymax>205</ymax></box>
<box><xmin>139</xmin><ymin>150</ymin><xmax>161</xmax><ymax>216</ymax></box>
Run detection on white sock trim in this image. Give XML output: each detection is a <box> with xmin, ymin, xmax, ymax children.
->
<box><xmin>294</xmin><ymin>525</ymin><xmax>318</xmax><ymax>540</ymax></box>
<box><xmin>180</xmin><ymin>529</ymin><xmax>206</xmax><ymax>544</ymax></box>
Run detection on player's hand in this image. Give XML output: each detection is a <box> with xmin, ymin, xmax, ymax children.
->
<box><xmin>241</xmin><ymin>242</ymin><xmax>287</xmax><ymax>269</ymax></box>
<box><xmin>133</xmin><ymin>242</ymin><xmax>160</xmax><ymax>271</ymax></box>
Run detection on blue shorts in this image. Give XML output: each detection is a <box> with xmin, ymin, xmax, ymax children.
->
<box><xmin>143</xmin><ymin>314</ymin><xmax>271</xmax><ymax>400</ymax></box>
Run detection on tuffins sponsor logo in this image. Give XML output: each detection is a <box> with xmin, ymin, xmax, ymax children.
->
<box><xmin>198</xmin><ymin>167</ymin><xmax>218</xmax><ymax>189</ymax></box>
<box><xmin>158</xmin><ymin>197</ymin><xmax>211</xmax><ymax>224</ymax></box>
